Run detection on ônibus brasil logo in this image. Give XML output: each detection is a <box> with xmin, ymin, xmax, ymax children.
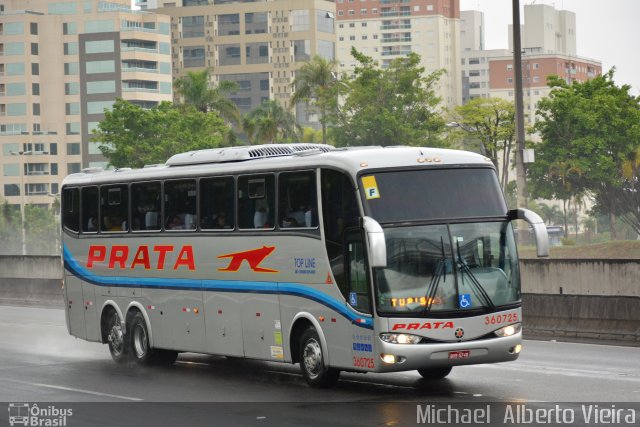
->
<box><xmin>8</xmin><ymin>403</ymin><xmax>73</xmax><ymax>426</ymax></box>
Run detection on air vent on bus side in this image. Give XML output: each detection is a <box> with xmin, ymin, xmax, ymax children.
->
<box><xmin>166</xmin><ymin>144</ymin><xmax>335</xmax><ymax>166</ymax></box>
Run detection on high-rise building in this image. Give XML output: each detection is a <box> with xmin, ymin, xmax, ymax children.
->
<box><xmin>335</xmin><ymin>0</ymin><xmax>462</xmax><ymax>109</ymax></box>
<box><xmin>508</xmin><ymin>3</ymin><xmax>576</xmax><ymax>56</ymax></box>
<box><xmin>0</xmin><ymin>0</ymin><xmax>172</xmax><ymax>210</ymax></box>
<box><xmin>153</xmin><ymin>0</ymin><xmax>337</xmax><ymax>128</ymax></box>
<box><xmin>459</xmin><ymin>3</ymin><xmax>600</xmax><ymax>118</ymax></box>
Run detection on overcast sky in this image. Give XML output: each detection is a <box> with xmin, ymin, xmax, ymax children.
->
<box><xmin>460</xmin><ymin>0</ymin><xmax>640</xmax><ymax>95</ymax></box>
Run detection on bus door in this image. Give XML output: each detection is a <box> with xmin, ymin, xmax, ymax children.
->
<box><xmin>241</xmin><ymin>292</ymin><xmax>282</xmax><ymax>361</ymax></box>
<box><xmin>81</xmin><ymin>280</ymin><xmax>100</xmax><ymax>341</ymax></box>
<box><xmin>64</xmin><ymin>275</ymin><xmax>86</xmax><ymax>339</ymax></box>
<box><xmin>344</xmin><ymin>228</ymin><xmax>376</xmax><ymax>371</ymax></box>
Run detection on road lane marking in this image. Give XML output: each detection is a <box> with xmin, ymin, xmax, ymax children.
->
<box><xmin>1</xmin><ymin>378</ymin><xmax>142</xmax><ymax>401</ymax></box>
<box><xmin>476</xmin><ymin>363</ymin><xmax>640</xmax><ymax>383</ymax></box>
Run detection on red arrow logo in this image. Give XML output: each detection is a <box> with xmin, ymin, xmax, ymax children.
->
<box><xmin>217</xmin><ymin>246</ymin><xmax>278</xmax><ymax>273</ymax></box>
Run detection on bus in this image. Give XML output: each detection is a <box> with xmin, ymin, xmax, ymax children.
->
<box><xmin>60</xmin><ymin>144</ymin><xmax>548</xmax><ymax>388</ymax></box>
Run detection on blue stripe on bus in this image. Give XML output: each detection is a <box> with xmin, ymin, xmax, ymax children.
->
<box><xmin>62</xmin><ymin>245</ymin><xmax>373</xmax><ymax>329</ymax></box>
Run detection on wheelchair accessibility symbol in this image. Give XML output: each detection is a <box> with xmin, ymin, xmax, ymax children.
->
<box><xmin>459</xmin><ymin>294</ymin><xmax>471</xmax><ymax>309</ymax></box>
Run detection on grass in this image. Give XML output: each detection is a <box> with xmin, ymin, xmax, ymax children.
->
<box><xmin>518</xmin><ymin>240</ymin><xmax>640</xmax><ymax>259</ymax></box>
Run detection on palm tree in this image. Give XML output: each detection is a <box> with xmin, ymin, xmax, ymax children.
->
<box><xmin>290</xmin><ymin>55</ymin><xmax>340</xmax><ymax>145</ymax></box>
<box><xmin>173</xmin><ymin>68</ymin><xmax>239</xmax><ymax>122</ymax></box>
<box><xmin>242</xmin><ymin>100</ymin><xmax>300</xmax><ymax>144</ymax></box>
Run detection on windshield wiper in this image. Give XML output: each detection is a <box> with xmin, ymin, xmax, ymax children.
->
<box><xmin>422</xmin><ymin>237</ymin><xmax>447</xmax><ymax>315</ymax></box>
<box><xmin>456</xmin><ymin>241</ymin><xmax>495</xmax><ymax>310</ymax></box>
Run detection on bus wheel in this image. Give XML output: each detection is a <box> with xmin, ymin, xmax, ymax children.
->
<box><xmin>299</xmin><ymin>327</ymin><xmax>340</xmax><ymax>388</ymax></box>
<box><xmin>129</xmin><ymin>312</ymin><xmax>152</xmax><ymax>365</ymax></box>
<box><xmin>417</xmin><ymin>367</ymin><xmax>452</xmax><ymax>380</ymax></box>
<box><xmin>107</xmin><ymin>311</ymin><xmax>129</xmax><ymax>363</ymax></box>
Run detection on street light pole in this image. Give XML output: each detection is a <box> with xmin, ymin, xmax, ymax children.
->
<box><xmin>512</xmin><ymin>0</ymin><xmax>529</xmax><ymax>242</ymax></box>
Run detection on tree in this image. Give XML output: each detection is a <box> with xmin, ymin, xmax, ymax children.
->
<box><xmin>290</xmin><ymin>55</ymin><xmax>341</xmax><ymax>145</ymax></box>
<box><xmin>24</xmin><ymin>204</ymin><xmax>58</xmax><ymax>255</ymax></box>
<box><xmin>451</xmin><ymin>98</ymin><xmax>515</xmax><ymax>189</ymax></box>
<box><xmin>241</xmin><ymin>100</ymin><xmax>300</xmax><ymax>144</ymax></box>
<box><xmin>530</xmin><ymin>70</ymin><xmax>640</xmax><ymax>239</ymax></box>
<box><xmin>94</xmin><ymin>100</ymin><xmax>229</xmax><ymax>168</ymax></box>
<box><xmin>537</xmin><ymin>202</ymin><xmax>563</xmax><ymax>226</ymax></box>
<box><xmin>173</xmin><ymin>68</ymin><xmax>239</xmax><ymax>122</ymax></box>
<box><xmin>332</xmin><ymin>49</ymin><xmax>446</xmax><ymax>147</ymax></box>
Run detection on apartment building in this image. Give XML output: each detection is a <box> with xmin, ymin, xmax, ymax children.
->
<box><xmin>154</xmin><ymin>0</ymin><xmax>336</xmax><ymax>127</ymax></box>
<box><xmin>489</xmin><ymin>53</ymin><xmax>601</xmax><ymax>127</ymax></box>
<box><xmin>335</xmin><ymin>0</ymin><xmax>462</xmax><ymax>109</ymax></box>
<box><xmin>460</xmin><ymin>4</ymin><xmax>600</xmax><ymax>114</ymax></box>
<box><xmin>0</xmin><ymin>0</ymin><xmax>172</xmax><ymax>210</ymax></box>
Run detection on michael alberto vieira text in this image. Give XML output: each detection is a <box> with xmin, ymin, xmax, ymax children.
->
<box><xmin>416</xmin><ymin>404</ymin><xmax>636</xmax><ymax>424</ymax></box>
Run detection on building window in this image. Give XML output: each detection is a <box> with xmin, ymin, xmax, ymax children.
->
<box><xmin>31</xmin><ymin>43</ymin><xmax>39</xmax><ymax>55</ymax></box>
<box><xmin>33</xmin><ymin>103</ymin><xmax>40</xmax><ymax>116</ymax></box>
<box><xmin>507</xmin><ymin>63</ymin><xmax>513</xmax><ymax>70</ymax></box>
<box><xmin>64</xmin><ymin>42</ymin><xmax>78</xmax><ymax>55</ymax></box>
<box><xmin>85</xmin><ymin>40</ymin><xmax>115</xmax><ymax>54</ymax></box>
<box><xmin>68</xmin><ymin>163</ymin><xmax>82</xmax><ymax>174</ymax></box>
<box><xmin>32</xmin><ymin>83</ymin><xmax>40</xmax><ymax>95</ymax></box>
<box><xmin>67</xmin><ymin>143</ymin><xmax>81</xmax><ymax>155</ymax></box>
<box><xmin>64</xmin><ymin>62</ymin><xmax>79</xmax><ymax>75</ymax></box>
<box><xmin>507</xmin><ymin>77</ymin><xmax>513</xmax><ymax>84</ymax></box>
<box><xmin>30</xmin><ymin>23</ymin><xmax>38</xmax><ymax>35</ymax></box>
<box><xmin>31</xmin><ymin>63</ymin><xmax>39</xmax><ymax>75</ymax></box>
<box><xmin>63</xmin><ymin>22</ymin><xmax>77</xmax><ymax>35</ymax></box>
<box><xmin>183</xmin><ymin>46</ymin><xmax>205</xmax><ymax>67</ymax></box>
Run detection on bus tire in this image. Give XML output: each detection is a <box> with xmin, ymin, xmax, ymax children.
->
<box><xmin>129</xmin><ymin>312</ymin><xmax>153</xmax><ymax>365</ymax></box>
<box><xmin>417</xmin><ymin>367</ymin><xmax>452</xmax><ymax>380</ymax></box>
<box><xmin>107</xmin><ymin>311</ymin><xmax>129</xmax><ymax>364</ymax></box>
<box><xmin>299</xmin><ymin>327</ymin><xmax>340</xmax><ymax>388</ymax></box>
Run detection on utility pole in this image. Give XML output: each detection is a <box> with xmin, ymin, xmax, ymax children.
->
<box><xmin>512</xmin><ymin>0</ymin><xmax>529</xmax><ymax>243</ymax></box>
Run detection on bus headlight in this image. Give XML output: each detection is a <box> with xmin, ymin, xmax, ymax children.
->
<box><xmin>494</xmin><ymin>323</ymin><xmax>521</xmax><ymax>337</ymax></box>
<box><xmin>380</xmin><ymin>333</ymin><xmax>423</xmax><ymax>344</ymax></box>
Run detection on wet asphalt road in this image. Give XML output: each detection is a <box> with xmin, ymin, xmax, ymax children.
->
<box><xmin>0</xmin><ymin>305</ymin><xmax>638</xmax><ymax>426</ymax></box>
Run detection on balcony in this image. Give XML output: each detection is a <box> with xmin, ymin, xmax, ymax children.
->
<box><xmin>380</xmin><ymin>24</ymin><xmax>411</xmax><ymax>30</ymax></box>
<box><xmin>381</xmin><ymin>49</ymin><xmax>411</xmax><ymax>56</ymax></box>
<box><xmin>381</xmin><ymin>37</ymin><xmax>412</xmax><ymax>43</ymax></box>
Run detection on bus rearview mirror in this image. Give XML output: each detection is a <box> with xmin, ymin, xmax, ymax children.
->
<box><xmin>363</xmin><ymin>216</ymin><xmax>387</xmax><ymax>268</ymax></box>
<box><xmin>508</xmin><ymin>208</ymin><xmax>549</xmax><ymax>257</ymax></box>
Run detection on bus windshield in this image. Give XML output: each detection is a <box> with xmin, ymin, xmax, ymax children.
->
<box><xmin>361</xmin><ymin>168</ymin><xmax>507</xmax><ymax>223</ymax></box>
<box><xmin>374</xmin><ymin>222</ymin><xmax>520</xmax><ymax>315</ymax></box>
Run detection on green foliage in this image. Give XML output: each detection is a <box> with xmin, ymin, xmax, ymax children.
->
<box><xmin>24</xmin><ymin>204</ymin><xmax>59</xmax><ymax>255</ymax></box>
<box><xmin>174</xmin><ymin>68</ymin><xmax>240</xmax><ymax>121</ymax></box>
<box><xmin>290</xmin><ymin>55</ymin><xmax>342</xmax><ymax>145</ymax></box>
<box><xmin>452</xmin><ymin>98</ymin><xmax>515</xmax><ymax>189</ymax></box>
<box><xmin>561</xmin><ymin>237</ymin><xmax>576</xmax><ymax>246</ymax></box>
<box><xmin>242</xmin><ymin>100</ymin><xmax>300</xmax><ymax>144</ymax></box>
<box><xmin>530</xmin><ymin>69</ymin><xmax>640</xmax><ymax>237</ymax></box>
<box><xmin>94</xmin><ymin>100</ymin><xmax>229</xmax><ymax>168</ymax></box>
<box><xmin>332</xmin><ymin>49</ymin><xmax>446</xmax><ymax>147</ymax></box>
<box><xmin>300</xmin><ymin>127</ymin><xmax>323</xmax><ymax>144</ymax></box>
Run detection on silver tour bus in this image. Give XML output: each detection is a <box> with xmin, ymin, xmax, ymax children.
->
<box><xmin>60</xmin><ymin>144</ymin><xmax>548</xmax><ymax>387</ymax></box>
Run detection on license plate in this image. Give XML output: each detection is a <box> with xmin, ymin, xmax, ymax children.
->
<box><xmin>448</xmin><ymin>350</ymin><xmax>470</xmax><ymax>359</ymax></box>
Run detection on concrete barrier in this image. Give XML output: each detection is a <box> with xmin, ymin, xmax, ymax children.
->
<box><xmin>0</xmin><ymin>256</ymin><xmax>63</xmax><ymax>306</ymax></box>
<box><xmin>522</xmin><ymin>294</ymin><xmax>640</xmax><ymax>344</ymax></box>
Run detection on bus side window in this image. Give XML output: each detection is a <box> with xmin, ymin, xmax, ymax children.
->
<box><xmin>164</xmin><ymin>179</ymin><xmax>197</xmax><ymax>231</ymax></box>
<box><xmin>200</xmin><ymin>176</ymin><xmax>235</xmax><ymax>230</ymax></box>
<box><xmin>100</xmin><ymin>185</ymin><xmax>129</xmax><ymax>232</ymax></box>
<box><xmin>278</xmin><ymin>171</ymin><xmax>317</xmax><ymax>229</ymax></box>
<box><xmin>81</xmin><ymin>186</ymin><xmax>99</xmax><ymax>233</ymax></box>
<box><xmin>62</xmin><ymin>187</ymin><xmax>79</xmax><ymax>232</ymax></box>
<box><xmin>345</xmin><ymin>228</ymin><xmax>371</xmax><ymax>314</ymax></box>
<box><xmin>321</xmin><ymin>169</ymin><xmax>360</xmax><ymax>298</ymax></box>
<box><xmin>131</xmin><ymin>181</ymin><xmax>161</xmax><ymax>231</ymax></box>
<box><xmin>238</xmin><ymin>174</ymin><xmax>275</xmax><ymax>230</ymax></box>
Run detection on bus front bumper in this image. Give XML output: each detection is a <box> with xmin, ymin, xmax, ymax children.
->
<box><xmin>373</xmin><ymin>332</ymin><xmax>522</xmax><ymax>373</ymax></box>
